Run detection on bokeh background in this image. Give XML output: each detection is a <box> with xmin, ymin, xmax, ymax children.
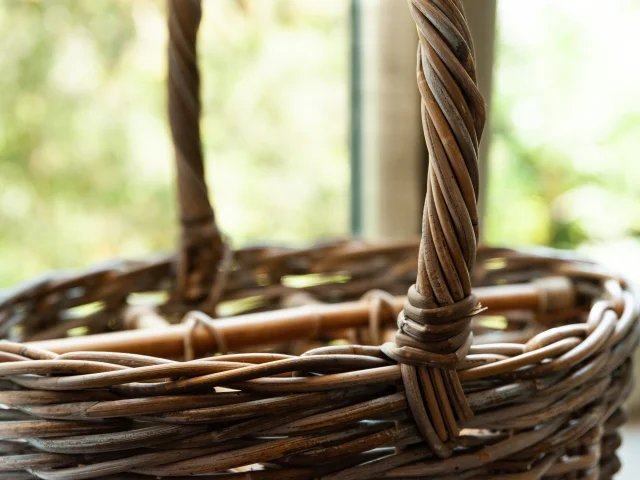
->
<box><xmin>2</xmin><ymin>0</ymin><xmax>639</xmax><ymax>288</ymax></box>
<box><xmin>0</xmin><ymin>0</ymin><xmax>350</xmax><ymax>286</ymax></box>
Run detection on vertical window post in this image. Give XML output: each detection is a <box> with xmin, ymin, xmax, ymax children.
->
<box><xmin>350</xmin><ymin>0</ymin><xmax>496</xmax><ymax>241</ymax></box>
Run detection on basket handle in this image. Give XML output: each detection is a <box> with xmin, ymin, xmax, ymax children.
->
<box><xmin>380</xmin><ymin>0</ymin><xmax>487</xmax><ymax>453</ymax></box>
<box><xmin>384</xmin><ymin>0</ymin><xmax>486</xmax><ymax>367</ymax></box>
<box><xmin>167</xmin><ymin>0</ymin><xmax>224</xmax><ymax>304</ymax></box>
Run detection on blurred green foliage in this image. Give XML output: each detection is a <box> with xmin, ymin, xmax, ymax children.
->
<box><xmin>0</xmin><ymin>0</ymin><xmax>348</xmax><ymax>287</ymax></box>
<box><xmin>486</xmin><ymin>0</ymin><xmax>640</xmax><ymax>252</ymax></box>
<box><xmin>1</xmin><ymin>0</ymin><xmax>639</xmax><ymax>288</ymax></box>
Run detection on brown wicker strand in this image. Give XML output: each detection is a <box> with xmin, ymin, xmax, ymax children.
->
<box><xmin>382</xmin><ymin>0</ymin><xmax>487</xmax><ymax>456</ymax></box>
<box><xmin>168</xmin><ymin>0</ymin><xmax>224</xmax><ymax>306</ymax></box>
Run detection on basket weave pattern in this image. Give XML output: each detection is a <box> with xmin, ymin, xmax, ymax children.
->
<box><xmin>0</xmin><ymin>1</ymin><xmax>637</xmax><ymax>479</ymax></box>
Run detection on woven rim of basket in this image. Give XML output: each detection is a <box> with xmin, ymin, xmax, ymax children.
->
<box><xmin>0</xmin><ymin>246</ymin><xmax>637</xmax><ymax>478</ymax></box>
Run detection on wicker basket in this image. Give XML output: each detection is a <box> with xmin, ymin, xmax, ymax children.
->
<box><xmin>0</xmin><ymin>1</ymin><xmax>637</xmax><ymax>479</ymax></box>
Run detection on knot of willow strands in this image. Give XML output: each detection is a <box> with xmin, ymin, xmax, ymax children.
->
<box><xmin>168</xmin><ymin>0</ymin><xmax>224</xmax><ymax>303</ymax></box>
<box><xmin>382</xmin><ymin>287</ymin><xmax>485</xmax><ymax>367</ymax></box>
<box><xmin>381</xmin><ymin>0</ymin><xmax>487</xmax><ymax>457</ymax></box>
<box><xmin>360</xmin><ymin>289</ymin><xmax>396</xmax><ymax>345</ymax></box>
<box><xmin>201</xmin><ymin>238</ymin><xmax>234</xmax><ymax>315</ymax></box>
<box><xmin>182</xmin><ymin>310</ymin><xmax>229</xmax><ymax>361</ymax></box>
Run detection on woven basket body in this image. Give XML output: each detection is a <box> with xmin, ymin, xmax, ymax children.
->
<box><xmin>0</xmin><ymin>1</ymin><xmax>637</xmax><ymax>479</ymax></box>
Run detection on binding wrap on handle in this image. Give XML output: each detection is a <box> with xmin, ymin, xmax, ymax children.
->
<box><xmin>382</xmin><ymin>0</ymin><xmax>487</xmax><ymax>457</ymax></box>
<box><xmin>167</xmin><ymin>0</ymin><xmax>225</xmax><ymax>307</ymax></box>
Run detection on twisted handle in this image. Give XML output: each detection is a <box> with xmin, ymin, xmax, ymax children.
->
<box><xmin>168</xmin><ymin>0</ymin><xmax>224</xmax><ymax>304</ymax></box>
<box><xmin>385</xmin><ymin>0</ymin><xmax>486</xmax><ymax>368</ymax></box>
<box><xmin>383</xmin><ymin>0</ymin><xmax>487</xmax><ymax>456</ymax></box>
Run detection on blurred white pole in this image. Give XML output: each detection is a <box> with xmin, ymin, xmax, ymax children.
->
<box><xmin>354</xmin><ymin>0</ymin><xmax>424</xmax><ymax>240</ymax></box>
<box><xmin>352</xmin><ymin>0</ymin><xmax>496</xmax><ymax>241</ymax></box>
<box><xmin>463</xmin><ymin>0</ymin><xmax>497</xmax><ymax>238</ymax></box>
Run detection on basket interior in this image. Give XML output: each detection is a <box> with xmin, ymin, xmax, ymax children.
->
<box><xmin>2</xmin><ymin>240</ymin><xmax>606</xmax><ymax>358</ymax></box>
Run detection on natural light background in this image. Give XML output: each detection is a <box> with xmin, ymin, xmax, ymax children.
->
<box><xmin>1</xmin><ymin>0</ymin><xmax>640</xmax><ymax>288</ymax></box>
<box><xmin>0</xmin><ymin>0</ymin><xmax>349</xmax><ymax>287</ymax></box>
<box><xmin>487</xmin><ymin>0</ymin><xmax>640</xmax><ymax>277</ymax></box>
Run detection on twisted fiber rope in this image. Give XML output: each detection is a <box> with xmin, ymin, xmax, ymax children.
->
<box><xmin>168</xmin><ymin>0</ymin><xmax>224</xmax><ymax>304</ymax></box>
<box><xmin>383</xmin><ymin>0</ymin><xmax>487</xmax><ymax>457</ymax></box>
